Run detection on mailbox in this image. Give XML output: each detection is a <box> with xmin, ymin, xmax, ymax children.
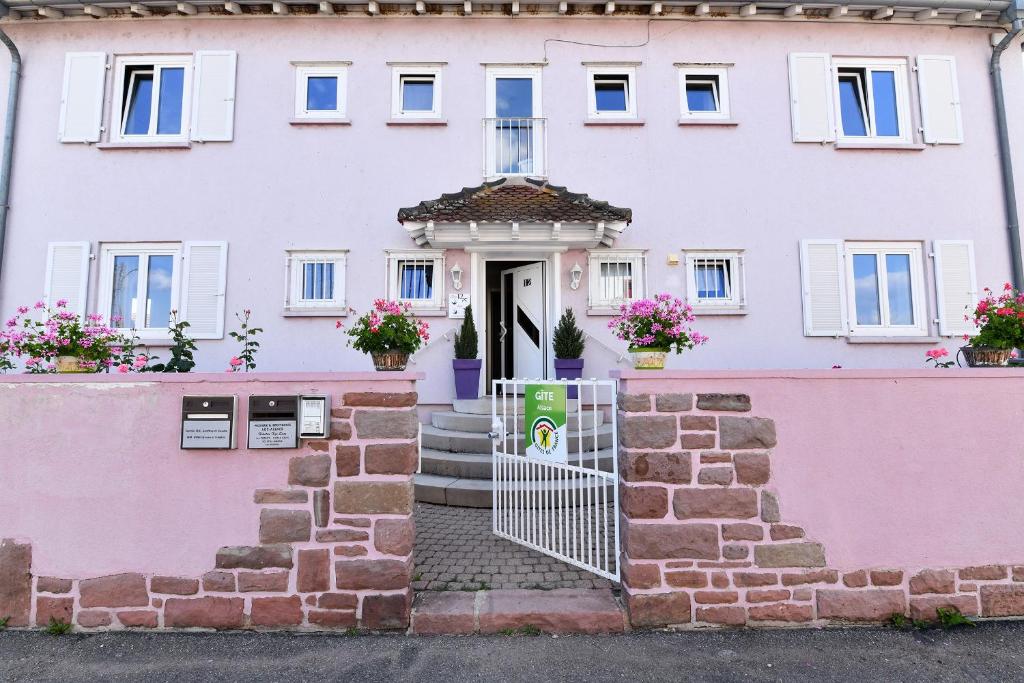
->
<box><xmin>247</xmin><ymin>395</ymin><xmax>299</xmax><ymax>449</ymax></box>
<box><xmin>299</xmin><ymin>395</ymin><xmax>330</xmax><ymax>439</ymax></box>
<box><xmin>181</xmin><ymin>396</ymin><xmax>237</xmax><ymax>450</ymax></box>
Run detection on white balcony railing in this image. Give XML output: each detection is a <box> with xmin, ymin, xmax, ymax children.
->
<box><xmin>482</xmin><ymin>117</ymin><xmax>547</xmax><ymax>178</ymax></box>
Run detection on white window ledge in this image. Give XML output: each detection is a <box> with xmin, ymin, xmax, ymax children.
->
<box><xmin>282</xmin><ymin>309</ymin><xmax>349</xmax><ymax>318</ymax></box>
<box><xmin>692</xmin><ymin>307</ymin><xmax>748</xmax><ymax>316</ymax></box>
<box><xmin>386</xmin><ymin>119</ymin><xmax>448</xmax><ymax>126</ymax></box>
<box><xmin>678</xmin><ymin>119</ymin><xmax>739</xmax><ymax>127</ymax></box>
<box><xmin>834</xmin><ymin>142</ymin><xmax>926</xmax><ymax>151</ymax></box>
<box><xmin>405</xmin><ymin>308</ymin><xmax>448</xmax><ymax>317</ymax></box>
<box><xmin>587</xmin><ymin>306</ymin><xmax>627</xmax><ymax>316</ymax></box>
<box><xmin>584</xmin><ymin>119</ymin><xmax>645</xmax><ymax>127</ymax></box>
<box><xmin>846</xmin><ymin>336</ymin><xmax>941</xmax><ymax>344</ymax></box>
<box><xmin>289</xmin><ymin>118</ymin><xmax>352</xmax><ymax>126</ymax></box>
<box><xmin>96</xmin><ymin>141</ymin><xmax>191</xmax><ymax>150</ymax></box>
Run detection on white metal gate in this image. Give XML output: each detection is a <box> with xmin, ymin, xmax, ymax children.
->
<box><xmin>491</xmin><ymin>378</ymin><xmax>620</xmax><ymax>582</ymax></box>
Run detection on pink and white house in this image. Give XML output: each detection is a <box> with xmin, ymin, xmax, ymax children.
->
<box><xmin>0</xmin><ymin>2</ymin><xmax>1023</xmax><ymax>404</ymax></box>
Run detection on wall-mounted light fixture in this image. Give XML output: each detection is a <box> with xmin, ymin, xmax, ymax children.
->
<box><xmin>569</xmin><ymin>262</ymin><xmax>583</xmax><ymax>290</ymax></box>
<box><xmin>450</xmin><ymin>263</ymin><xmax>463</xmax><ymax>291</ymax></box>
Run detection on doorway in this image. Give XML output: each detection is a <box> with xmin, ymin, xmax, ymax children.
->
<box><xmin>485</xmin><ymin>259</ymin><xmax>546</xmax><ymax>389</ymax></box>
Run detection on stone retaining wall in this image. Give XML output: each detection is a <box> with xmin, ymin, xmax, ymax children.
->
<box><xmin>0</xmin><ymin>373</ymin><xmax>420</xmax><ymax>631</ymax></box>
<box><xmin>616</xmin><ymin>370</ymin><xmax>1024</xmax><ymax>628</ymax></box>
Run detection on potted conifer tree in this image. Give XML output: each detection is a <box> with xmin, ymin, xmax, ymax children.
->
<box><xmin>553</xmin><ymin>307</ymin><xmax>586</xmax><ymax>399</ymax></box>
<box><xmin>452</xmin><ymin>304</ymin><xmax>481</xmax><ymax>400</ymax></box>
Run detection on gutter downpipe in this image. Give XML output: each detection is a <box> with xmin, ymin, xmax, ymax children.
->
<box><xmin>0</xmin><ymin>17</ymin><xmax>20</xmax><ymax>292</ymax></box>
<box><xmin>992</xmin><ymin>0</ymin><xmax>1024</xmax><ymax>289</ymax></box>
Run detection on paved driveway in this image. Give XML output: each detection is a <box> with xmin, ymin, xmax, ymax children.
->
<box><xmin>3</xmin><ymin>622</ymin><xmax>1023</xmax><ymax>682</ymax></box>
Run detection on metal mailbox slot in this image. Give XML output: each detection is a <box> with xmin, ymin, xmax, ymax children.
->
<box><xmin>181</xmin><ymin>396</ymin><xmax>237</xmax><ymax>450</ymax></box>
<box><xmin>299</xmin><ymin>395</ymin><xmax>330</xmax><ymax>439</ymax></box>
<box><xmin>247</xmin><ymin>395</ymin><xmax>299</xmax><ymax>449</ymax></box>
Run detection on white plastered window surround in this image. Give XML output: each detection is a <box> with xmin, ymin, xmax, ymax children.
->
<box><xmin>389</xmin><ymin>62</ymin><xmax>445</xmax><ymax>124</ymax></box>
<box><xmin>292</xmin><ymin>61</ymin><xmax>351</xmax><ymax>123</ymax></box>
<box><xmin>584</xmin><ymin>63</ymin><xmax>640</xmax><ymax>124</ymax></box>
<box><xmin>283</xmin><ymin>250</ymin><xmax>349</xmax><ymax>316</ymax></box>
<box><xmin>111</xmin><ymin>54</ymin><xmax>193</xmax><ymax>144</ymax></box>
<box><xmin>676</xmin><ymin>64</ymin><xmax>734</xmax><ymax>125</ymax></box>
<box><xmin>683</xmin><ymin>250</ymin><xmax>746</xmax><ymax>313</ymax></box>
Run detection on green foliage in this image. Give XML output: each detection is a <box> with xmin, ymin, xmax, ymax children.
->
<box><xmin>970</xmin><ymin>284</ymin><xmax>1024</xmax><ymax>350</ymax></box>
<box><xmin>342</xmin><ymin>627</ymin><xmax>359</xmax><ymax>636</ymax></box>
<box><xmin>345</xmin><ymin>300</ymin><xmax>429</xmax><ymax>355</ymax></box>
<box><xmin>499</xmin><ymin>624</ymin><xmax>542</xmax><ymax>637</ymax></box>
<box><xmin>888</xmin><ymin>609</ymin><xmax>975</xmax><ymax>630</ymax></box>
<box><xmin>453</xmin><ymin>305</ymin><xmax>479</xmax><ymax>360</ymax></box>
<box><xmin>228</xmin><ymin>309</ymin><xmax>263</xmax><ymax>372</ymax></box>
<box><xmin>552</xmin><ymin>308</ymin><xmax>585</xmax><ymax>360</ymax></box>
<box><xmin>0</xmin><ymin>616</ymin><xmax>9</xmax><ymax>630</ymax></box>
<box><xmin>148</xmin><ymin>312</ymin><xmax>197</xmax><ymax>373</ymax></box>
<box><xmin>887</xmin><ymin>613</ymin><xmax>909</xmax><ymax>629</ymax></box>
<box><xmin>45</xmin><ymin>617</ymin><xmax>72</xmax><ymax>635</ymax></box>
<box><xmin>936</xmin><ymin>607</ymin><xmax>975</xmax><ymax>629</ymax></box>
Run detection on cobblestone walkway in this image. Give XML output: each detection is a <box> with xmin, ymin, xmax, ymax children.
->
<box><xmin>413</xmin><ymin>503</ymin><xmax>616</xmax><ymax>591</ymax></box>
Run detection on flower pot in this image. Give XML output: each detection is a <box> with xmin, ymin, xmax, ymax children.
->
<box><xmin>629</xmin><ymin>347</ymin><xmax>669</xmax><ymax>370</ymax></box>
<box><xmin>370</xmin><ymin>351</ymin><xmax>411</xmax><ymax>371</ymax></box>
<box><xmin>960</xmin><ymin>345</ymin><xmax>1013</xmax><ymax>368</ymax></box>
<box><xmin>554</xmin><ymin>358</ymin><xmax>584</xmax><ymax>398</ymax></box>
<box><xmin>453</xmin><ymin>358</ymin><xmax>482</xmax><ymax>400</ymax></box>
<box><xmin>55</xmin><ymin>356</ymin><xmax>89</xmax><ymax>373</ymax></box>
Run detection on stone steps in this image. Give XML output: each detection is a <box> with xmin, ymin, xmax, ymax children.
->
<box><xmin>421</xmin><ymin>424</ymin><xmax>614</xmax><ymax>454</ymax></box>
<box><xmin>419</xmin><ymin>448</ymin><xmax>615</xmax><ymax>480</ymax></box>
<box><xmin>451</xmin><ymin>397</ymin><xmax>587</xmax><ymax>415</ymax></box>
<box><xmin>431</xmin><ymin>410</ymin><xmax>605</xmax><ymax>433</ymax></box>
<box><xmin>414</xmin><ymin>472</ymin><xmax>615</xmax><ymax>508</ymax></box>
<box><xmin>410</xmin><ymin>588</ymin><xmax>626</xmax><ymax>634</ymax></box>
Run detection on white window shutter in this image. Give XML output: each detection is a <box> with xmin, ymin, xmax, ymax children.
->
<box><xmin>44</xmin><ymin>242</ymin><xmax>91</xmax><ymax>317</ymax></box>
<box><xmin>788</xmin><ymin>53</ymin><xmax>835</xmax><ymax>143</ymax></box>
<box><xmin>799</xmin><ymin>239</ymin><xmax>847</xmax><ymax>336</ymax></box>
<box><xmin>933</xmin><ymin>240</ymin><xmax>977</xmax><ymax>337</ymax></box>
<box><xmin>191</xmin><ymin>50</ymin><xmax>237</xmax><ymax>142</ymax></box>
<box><xmin>917</xmin><ymin>55</ymin><xmax>963</xmax><ymax>144</ymax></box>
<box><xmin>58</xmin><ymin>52</ymin><xmax>106</xmax><ymax>143</ymax></box>
<box><xmin>180</xmin><ymin>241</ymin><xmax>228</xmax><ymax>339</ymax></box>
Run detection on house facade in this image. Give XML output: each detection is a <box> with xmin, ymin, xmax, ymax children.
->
<box><xmin>0</xmin><ymin>4</ymin><xmax>1022</xmax><ymax>403</ymax></box>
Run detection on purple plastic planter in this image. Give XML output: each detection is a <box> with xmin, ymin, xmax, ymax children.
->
<box><xmin>453</xmin><ymin>359</ymin><xmax>482</xmax><ymax>400</ymax></box>
<box><xmin>554</xmin><ymin>358</ymin><xmax>584</xmax><ymax>399</ymax></box>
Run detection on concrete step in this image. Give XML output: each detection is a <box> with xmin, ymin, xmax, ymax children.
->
<box><xmin>420</xmin><ymin>448</ymin><xmax>615</xmax><ymax>480</ymax></box>
<box><xmin>452</xmin><ymin>397</ymin><xmax>583</xmax><ymax>415</ymax></box>
<box><xmin>415</xmin><ymin>472</ymin><xmax>615</xmax><ymax>508</ymax></box>
<box><xmin>431</xmin><ymin>410</ymin><xmax>605</xmax><ymax>433</ymax></box>
<box><xmin>411</xmin><ymin>589</ymin><xmax>626</xmax><ymax>635</ymax></box>
<box><xmin>422</xmin><ymin>424</ymin><xmax>614</xmax><ymax>454</ymax></box>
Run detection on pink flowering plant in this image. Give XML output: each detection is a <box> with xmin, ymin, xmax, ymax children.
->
<box><xmin>607</xmin><ymin>293</ymin><xmax>708</xmax><ymax>354</ymax></box>
<box><xmin>2</xmin><ymin>300</ymin><xmax>130</xmax><ymax>373</ymax></box>
<box><xmin>968</xmin><ymin>283</ymin><xmax>1024</xmax><ymax>350</ymax></box>
<box><xmin>924</xmin><ymin>348</ymin><xmax>954</xmax><ymax>369</ymax></box>
<box><xmin>340</xmin><ymin>299</ymin><xmax>430</xmax><ymax>355</ymax></box>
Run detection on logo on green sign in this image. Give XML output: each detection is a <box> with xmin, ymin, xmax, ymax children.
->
<box><xmin>525</xmin><ymin>383</ymin><xmax>568</xmax><ymax>463</ymax></box>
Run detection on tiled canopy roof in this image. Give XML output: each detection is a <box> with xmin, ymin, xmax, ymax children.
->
<box><xmin>397</xmin><ymin>177</ymin><xmax>632</xmax><ymax>225</ymax></box>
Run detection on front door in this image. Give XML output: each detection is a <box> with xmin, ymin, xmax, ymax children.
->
<box><xmin>501</xmin><ymin>262</ymin><xmax>545</xmax><ymax>380</ymax></box>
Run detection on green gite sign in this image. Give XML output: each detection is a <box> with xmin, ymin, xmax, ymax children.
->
<box><xmin>525</xmin><ymin>383</ymin><xmax>568</xmax><ymax>463</ymax></box>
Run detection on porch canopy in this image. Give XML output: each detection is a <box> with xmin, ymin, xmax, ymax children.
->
<box><xmin>396</xmin><ymin>176</ymin><xmax>632</xmax><ymax>250</ymax></box>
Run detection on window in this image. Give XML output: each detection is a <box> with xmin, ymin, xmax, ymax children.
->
<box><xmin>293</xmin><ymin>63</ymin><xmax>349</xmax><ymax>120</ymax></box>
<box><xmin>284</xmin><ymin>250</ymin><xmax>348</xmax><ymax>315</ymax></box>
<box><xmin>386</xmin><ymin>250</ymin><xmax>445</xmax><ymax>311</ymax></box>
<box><xmin>684</xmin><ymin>251</ymin><xmax>746</xmax><ymax>312</ymax></box>
<box><xmin>677</xmin><ymin>66</ymin><xmax>731</xmax><ymax>121</ymax></box>
<box><xmin>112</xmin><ymin>56</ymin><xmax>191</xmax><ymax>142</ymax></box>
<box><xmin>390</xmin><ymin>64</ymin><xmax>443</xmax><ymax>120</ymax></box>
<box><xmin>588</xmin><ymin>250</ymin><xmax>646</xmax><ymax>312</ymax></box>
<box><xmin>845</xmin><ymin>242</ymin><xmax>926</xmax><ymax>336</ymax></box>
<box><xmin>485</xmin><ymin>67</ymin><xmax>545</xmax><ymax>177</ymax></box>
<box><xmin>833</xmin><ymin>59</ymin><xmax>911</xmax><ymax>143</ymax></box>
<box><xmin>98</xmin><ymin>243</ymin><xmax>182</xmax><ymax>336</ymax></box>
<box><xmin>586</xmin><ymin>66</ymin><xmax>638</xmax><ymax>120</ymax></box>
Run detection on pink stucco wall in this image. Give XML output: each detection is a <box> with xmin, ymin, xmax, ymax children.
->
<box><xmin>0</xmin><ymin>372</ymin><xmax>419</xmax><ymax>578</ymax></box>
<box><xmin>0</xmin><ymin>18</ymin><xmax>1022</xmax><ymax>404</ymax></box>
<box><xmin>616</xmin><ymin>369</ymin><xmax>1024</xmax><ymax>570</ymax></box>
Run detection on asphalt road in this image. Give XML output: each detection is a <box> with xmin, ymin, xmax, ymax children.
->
<box><xmin>2</xmin><ymin>622</ymin><xmax>1023</xmax><ymax>683</ymax></box>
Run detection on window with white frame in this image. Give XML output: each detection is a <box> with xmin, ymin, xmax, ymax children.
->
<box><xmin>845</xmin><ymin>242</ymin><xmax>926</xmax><ymax>336</ymax></box>
<box><xmin>293</xmin><ymin>62</ymin><xmax>349</xmax><ymax>120</ymax></box>
<box><xmin>98</xmin><ymin>243</ymin><xmax>182</xmax><ymax>335</ymax></box>
<box><xmin>386</xmin><ymin>250</ymin><xmax>445</xmax><ymax>311</ymax></box>
<box><xmin>586</xmin><ymin>66</ymin><xmax>638</xmax><ymax>119</ymax></box>
<box><xmin>684</xmin><ymin>251</ymin><xmax>745</xmax><ymax>311</ymax></box>
<box><xmin>390</xmin><ymin>64</ymin><xmax>443</xmax><ymax>120</ymax></box>
<box><xmin>284</xmin><ymin>250</ymin><xmax>348</xmax><ymax>314</ymax></box>
<box><xmin>588</xmin><ymin>250</ymin><xmax>646</xmax><ymax>311</ymax></box>
<box><xmin>677</xmin><ymin>66</ymin><xmax>731</xmax><ymax>120</ymax></box>
<box><xmin>112</xmin><ymin>55</ymin><xmax>192</xmax><ymax>142</ymax></box>
<box><xmin>833</xmin><ymin>59</ymin><xmax>911</xmax><ymax>143</ymax></box>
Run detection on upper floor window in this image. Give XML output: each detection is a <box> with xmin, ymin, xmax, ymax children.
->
<box><xmin>485</xmin><ymin>67</ymin><xmax>545</xmax><ymax>177</ymax></box>
<box><xmin>293</xmin><ymin>62</ymin><xmax>349</xmax><ymax>121</ymax></box>
<box><xmin>113</xmin><ymin>56</ymin><xmax>192</xmax><ymax>142</ymax></box>
<box><xmin>833</xmin><ymin>59</ymin><xmax>910</xmax><ymax>142</ymax></box>
<box><xmin>677</xmin><ymin>65</ymin><xmax>731</xmax><ymax>121</ymax></box>
<box><xmin>684</xmin><ymin>250</ymin><xmax>746</xmax><ymax>312</ymax></box>
<box><xmin>588</xmin><ymin>250</ymin><xmax>646</xmax><ymax>313</ymax></box>
<box><xmin>386</xmin><ymin>250</ymin><xmax>445</xmax><ymax>312</ymax></box>
<box><xmin>97</xmin><ymin>242</ymin><xmax>182</xmax><ymax>336</ymax></box>
<box><xmin>390</xmin><ymin>63</ymin><xmax>444</xmax><ymax>121</ymax></box>
<box><xmin>284</xmin><ymin>250</ymin><xmax>348</xmax><ymax>315</ymax></box>
<box><xmin>586</xmin><ymin>65</ymin><xmax>638</xmax><ymax>120</ymax></box>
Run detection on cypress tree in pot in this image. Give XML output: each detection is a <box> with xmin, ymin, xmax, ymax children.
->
<box><xmin>553</xmin><ymin>307</ymin><xmax>586</xmax><ymax>398</ymax></box>
<box><xmin>452</xmin><ymin>304</ymin><xmax>482</xmax><ymax>400</ymax></box>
